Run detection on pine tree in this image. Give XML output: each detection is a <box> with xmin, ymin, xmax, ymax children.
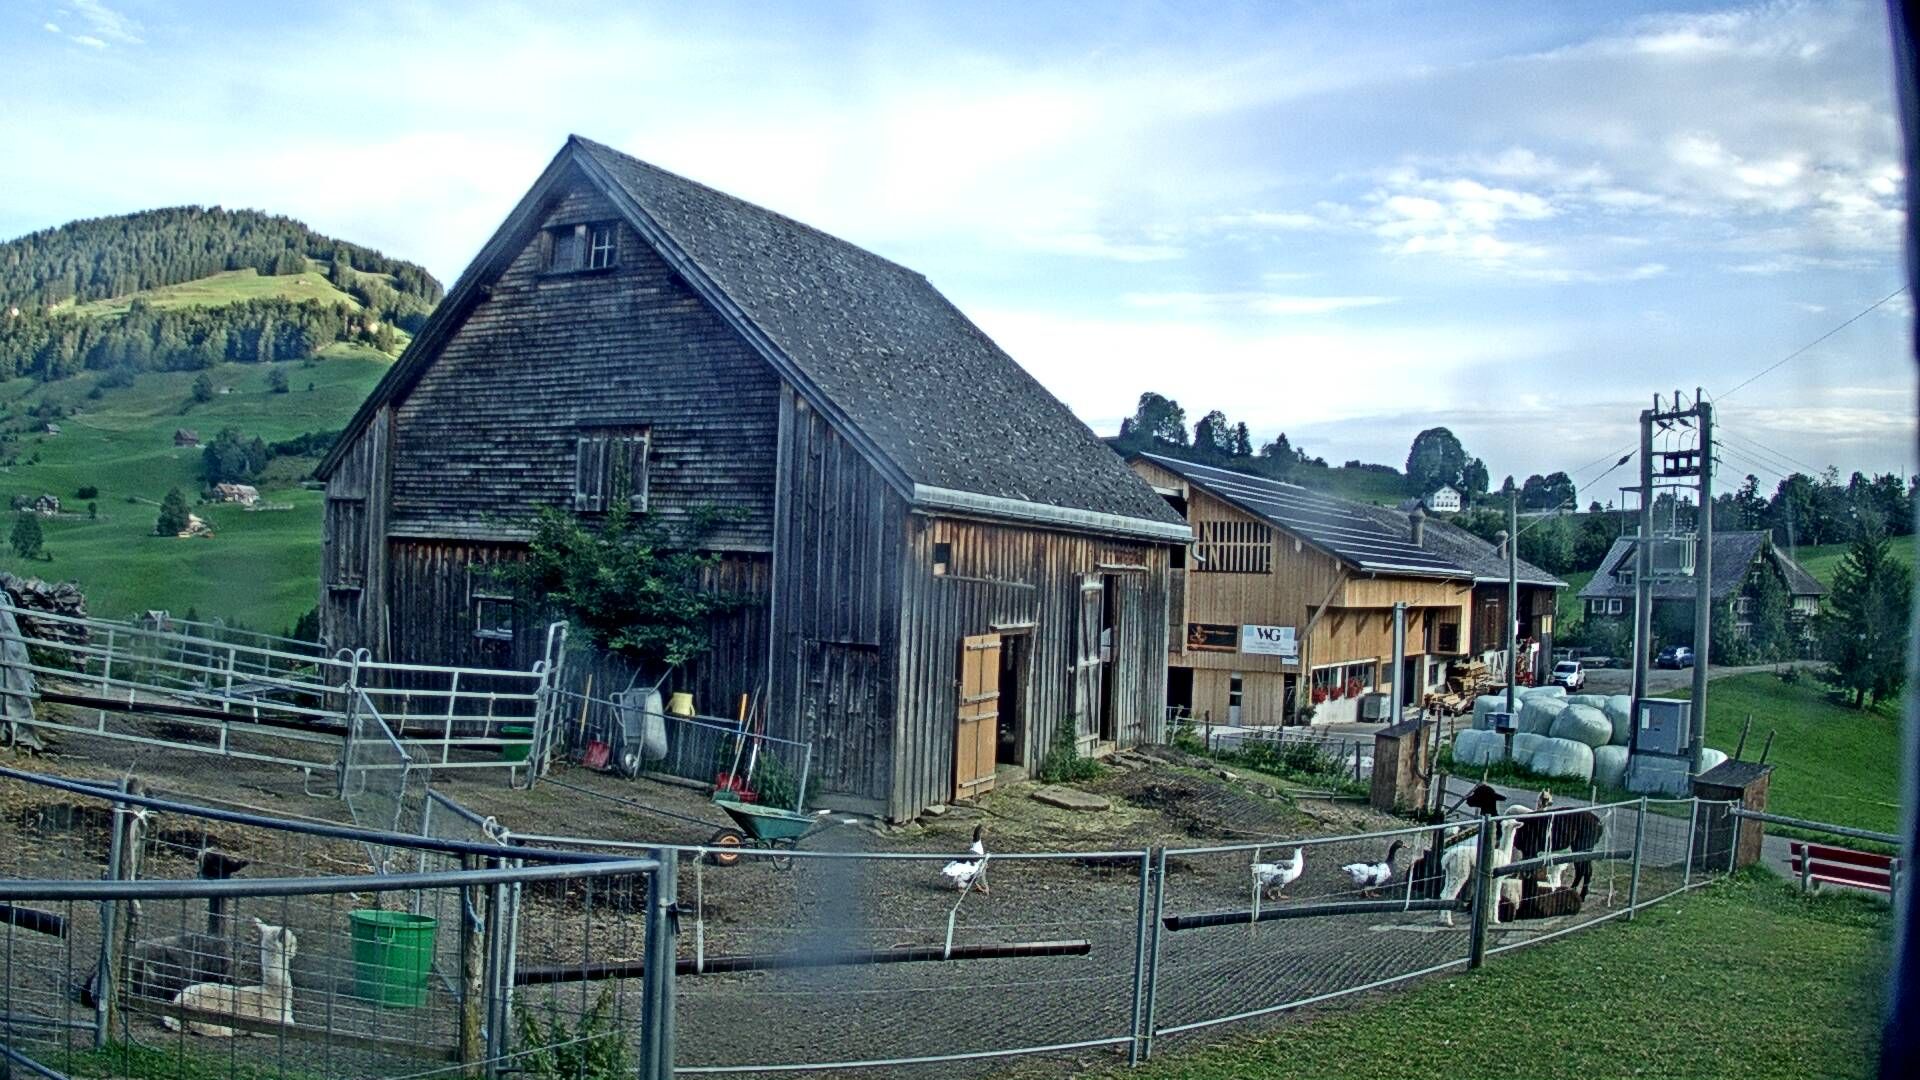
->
<box><xmin>155</xmin><ymin>487</ymin><xmax>190</xmax><ymax>536</ymax></box>
<box><xmin>1820</xmin><ymin>514</ymin><xmax>1911</xmax><ymax>708</ymax></box>
<box><xmin>268</xmin><ymin>366</ymin><xmax>289</xmax><ymax>394</ymax></box>
<box><xmin>191</xmin><ymin>372</ymin><xmax>214</xmax><ymax>403</ymax></box>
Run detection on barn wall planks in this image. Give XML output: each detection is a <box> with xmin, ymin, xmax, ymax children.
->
<box><xmin>893</xmin><ymin>516</ymin><xmax>1171</xmax><ymax>821</ymax></box>
<box><xmin>766</xmin><ymin>389</ymin><xmax>904</xmax><ymax>812</ymax></box>
<box><xmin>387</xmin><ymin>173</ymin><xmax>780</xmax><ymax>550</ymax></box>
<box><xmin>319</xmin><ymin>405</ymin><xmax>392</xmax><ymax>655</ymax></box>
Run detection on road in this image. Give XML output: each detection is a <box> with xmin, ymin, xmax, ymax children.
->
<box><xmin>1578</xmin><ymin>660</ymin><xmax>1807</xmax><ymax>696</ymax></box>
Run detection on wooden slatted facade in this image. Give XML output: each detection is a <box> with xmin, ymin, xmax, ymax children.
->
<box><xmin>318</xmin><ymin>140</ymin><xmax>1185</xmax><ymax>821</ymax></box>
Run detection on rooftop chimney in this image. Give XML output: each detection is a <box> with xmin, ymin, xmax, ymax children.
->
<box><xmin>1410</xmin><ymin>504</ymin><xmax>1427</xmax><ymax>548</ymax></box>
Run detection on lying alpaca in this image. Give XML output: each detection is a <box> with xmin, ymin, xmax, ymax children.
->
<box><xmin>1437</xmin><ymin>815</ymin><xmax>1522</xmax><ymax>928</ymax></box>
<box><xmin>1499</xmin><ymin>884</ymin><xmax>1586</xmax><ymax>922</ymax></box>
<box><xmin>128</xmin><ymin>850</ymin><xmax>251</xmax><ymax>1001</ymax></box>
<box><xmin>164</xmin><ymin>920</ymin><xmax>296</xmax><ymax>1037</ymax></box>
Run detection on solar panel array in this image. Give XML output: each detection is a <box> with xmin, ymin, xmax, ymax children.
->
<box><xmin>1141</xmin><ymin>453</ymin><xmax>1468</xmax><ymax>578</ymax></box>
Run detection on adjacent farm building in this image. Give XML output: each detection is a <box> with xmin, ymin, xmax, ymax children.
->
<box><xmin>1578</xmin><ymin>530</ymin><xmax>1824</xmax><ymax>655</ymax></box>
<box><xmin>1130</xmin><ymin>454</ymin><xmax>1561</xmax><ymax>727</ymax></box>
<box><xmin>315</xmin><ymin>136</ymin><xmax>1188</xmax><ymax>821</ymax></box>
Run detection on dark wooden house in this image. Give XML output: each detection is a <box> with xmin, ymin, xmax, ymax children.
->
<box><xmin>315</xmin><ymin>136</ymin><xmax>1188</xmax><ymax>820</ymax></box>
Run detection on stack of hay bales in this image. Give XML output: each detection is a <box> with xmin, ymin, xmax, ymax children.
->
<box><xmin>1603</xmin><ymin>695</ymin><xmax>1633</xmax><ymax>746</ymax></box>
<box><xmin>1452</xmin><ymin>728</ymin><xmax>1507</xmax><ymax>766</ymax></box>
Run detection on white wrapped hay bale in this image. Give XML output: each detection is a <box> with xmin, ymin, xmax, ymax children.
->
<box><xmin>1453</xmin><ymin>729</ymin><xmax>1507</xmax><ymax>767</ymax></box>
<box><xmin>1550</xmin><ymin>704</ymin><xmax>1613</xmax><ymax>748</ymax></box>
<box><xmin>1530</xmin><ymin>737</ymin><xmax>1595</xmax><ymax>782</ymax></box>
<box><xmin>1510</xmin><ymin>732</ymin><xmax>1549</xmax><ymax>769</ymax></box>
<box><xmin>1698</xmin><ymin>748</ymin><xmax>1728</xmax><ymax>774</ymax></box>
<box><xmin>1592</xmin><ymin>745</ymin><xmax>1629</xmax><ymax>790</ymax></box>
<box><xmin>1521</xmin><ymin>684</ymin><xmax>1566</xmax><ymax>700</ymax></box>
<box><xmin>1471</xmin><ymin>695</ymin><xmax>1509</xmax><ymax>731</ymax></box>
<box><xmin>1604</xmin><ymin>695</ymin><xmax>1633</xmax><ymax>746</ymax></box>
<box><xmin>1567</xmin><ymin>694</ymin><xmax>1609</xmax><ymax>711</ymax></box>
<box><xmin>1519</xmin><ymin>696</ymin><xmax>1567</xmax><ymax>735</ymax></box>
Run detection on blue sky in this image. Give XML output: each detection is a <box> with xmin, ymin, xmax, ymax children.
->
<box><xmin>2</xmin><ymin>0</ymin><xmax>1911</xmax><ymax>500</ymax></box>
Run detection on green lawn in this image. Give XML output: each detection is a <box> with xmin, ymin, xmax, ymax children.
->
<box><xmin>0</xmin><ymin>355</ymin><xmax>389</xmax><ymax>631</ymax></box>
<box><xmin>66</xmin><ymin>267</ymin><xmax>364</xmax><ymax>316</ymax></box>
<box><xmin>1687</xmin><ymin>672</ymin><xmax>1903</xmax><ymax>834</ymax></box>
<box><xmin>1070</xmin><ymin>872</ymin><xmax>1886</xmax><ymax>1080</ymax></box>
<box><xmin>1792</xmin><ymin>540</ymin><xmax>1915</xmax><ymax>591</ymax></box>
<box><xmin>1558</xmin><ymin>568</ymin><xmax>1594</xmax><ymax>627</ymax></box>
<box><xmin>1291</xmin><ymin>464</ymin><xmax>1411</xmax><ymax>506</ymax></box>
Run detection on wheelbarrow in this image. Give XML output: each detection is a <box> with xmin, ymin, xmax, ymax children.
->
<box><xmin>707</xmin><ymin>797</ymin><xmax>834</xmax><ymax>870</ymax></box>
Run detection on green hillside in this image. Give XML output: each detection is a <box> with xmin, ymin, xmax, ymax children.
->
<box><xmin>0</xmin><ymin>354</ymin><xmax>390</xmax><ymax>631</ymax></box>
<box><xmin>67</xmin><ymin>267</ymin><xmax>364</xmax><ymax>317</ymax></box>
<box><xmin>1790</xmin><ymin>540</ymin><xmax>1915</xmax><ymax>590</ymax></box>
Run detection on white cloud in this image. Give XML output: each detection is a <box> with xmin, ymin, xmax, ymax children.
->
<box><xmin>1121</xmin><ymin>292</ymin><xmax>1395</xmax><ymax>316</ymax></box>
<box><xmin>72</xmin><ymin>35</ymin><xmax>106</xmax><ymax>49</ymax></box>
<box><xmin>43</xmin><ymin>22</ymin><xmax>60</xmax><ymax>33</ymax></box>
<box><xmin>70</xmin><ymin>0</ymin><xmax>143</xmax><ymax>45</ymax></box>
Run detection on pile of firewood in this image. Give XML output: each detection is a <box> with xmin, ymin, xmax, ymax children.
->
<box><xmin>0</xmin><ymin>573</ymin><xmax>89</xmax><ymax>648</ymax></box>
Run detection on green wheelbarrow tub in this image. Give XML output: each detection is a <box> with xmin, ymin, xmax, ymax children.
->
<box><xmin>349</xmin><ymin>910</ymin><xmax>438</xmax><ymax>1008</ymax></box>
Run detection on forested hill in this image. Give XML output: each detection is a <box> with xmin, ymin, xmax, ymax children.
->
<box><xmin>0</xmin><ymin>207</ymin><xmax>441</xmax><ymax>381</ymax></box>
<box><xmin>0</xmin><ymin>206</ymin><xmax>440</xmax><ymax>311</ymax></box>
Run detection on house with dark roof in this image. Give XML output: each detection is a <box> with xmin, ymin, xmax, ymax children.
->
<box><xmin>1130</xmin><ymin>453</ymin><xmax>1562</xmax><ymax>726</ymax></box>
<box><xmin>1577</xmin><ymin>531</ymin><xmax>1824</xmax><ymax>655</ymax></box>
<box><xmin>315</xmin><ymin>136</ymin><xmax>1188</xmax><ymax>820</ymax></box>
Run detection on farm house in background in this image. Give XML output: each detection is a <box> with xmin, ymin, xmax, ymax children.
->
<box><xmin>1131</xmin><ymin>454</ymin><xmax>1561</xmax><ymax>727</ymax></box>
<box><xmin>314</xmin><ymin>136</ymin><xmax>1188</xmax><ymax>821</ymax></box>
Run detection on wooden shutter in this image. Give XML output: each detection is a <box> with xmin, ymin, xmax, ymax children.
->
<box><xmin>573</xmin><ymin>435</ymin><xmax>609</xmax><ymax>512</ymax></box>
<box><xmin>325</xmin><ymin>497</ymin><xmax>367</xmax><ymax>589</ymax></box>
<box><xmin>954</xmin><ymin>634</ymin><xmax>1001</xmax><ymax>801</ymax></box>
<box><xmin>1070</xmin><ymin>576</ymin><xmax>1104</xmax><ymax>740</ymax></box>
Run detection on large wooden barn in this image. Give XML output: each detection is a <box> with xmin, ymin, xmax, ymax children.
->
<box><xmin>315</xmin><ymin>136</ymin><xmax>1188</xmax><ymax>820</ymax></box>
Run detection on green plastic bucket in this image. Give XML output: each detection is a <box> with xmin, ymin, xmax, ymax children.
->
<box><xmin>499</xmin><ymin>724</ymin><xmax>534</xmax><ymax>762</ymax></box>
<box><xmin>349</xmin><ymin>910</ymin><xmax>438</xmax><ymax>1008</ymax></box>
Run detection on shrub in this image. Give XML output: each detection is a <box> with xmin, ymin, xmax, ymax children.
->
<box><xmin>75</xmin><ymin>485</ymin><xmax>98</xmax><ymax>500</ymax></box>
<box><xmin>154</xmin><ymin>487</ymin><xmax>190</xmax><ymax>535</ymax></box>
<box><xmin>1037</xmin><ymin>720</ymin><xmax>1105</xmax><ymax>783</ymax></box>
<box><xmin>514</xmin><ymin>989</ymin><xmax>632</xmax><ymax>1080</ymax></box>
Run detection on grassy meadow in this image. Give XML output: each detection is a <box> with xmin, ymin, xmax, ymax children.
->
<box><xmin>1791</xmin><ymin>539</ymin><xmax>1914</xmax><ymax>590</ymax></box>
<box><xmin>0</xmin><ymin>353</ymin><xmax>390</xmax><ymax>631</ymax></box>
<box><xmin>1063</xmin><ymin>871</ymin><xmax>1886</xmax><ymax>1080</ymax></box>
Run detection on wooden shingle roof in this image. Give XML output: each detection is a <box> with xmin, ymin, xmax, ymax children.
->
<box><xmin>1578</xmin><ymin>531</ymin><xmax>1827</xmax><ymax>601</ymax></box>
<box><xmin>320</xmin><ymin>136</ymin><xmax>1185</xmax><ymax>541</ymax></box>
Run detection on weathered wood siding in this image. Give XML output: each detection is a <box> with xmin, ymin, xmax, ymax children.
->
<box><xmin>319</xmin><ymin>406</ymin><xmax>392</xmax><ymax>655</ymax></box>
<box><xmin>893</xmin><ymin>516</ymin><xmax>1170</xmax><ymax>821</ymax></box>
<box><xmin>387</xmin><ymin>172</ymin><xmax>780</xmax><ymax>550</ymax></box>
<box><xmin>765</xmin><ymin>389</ymin><xmax>905</xmax><ymax>814</ymax></box>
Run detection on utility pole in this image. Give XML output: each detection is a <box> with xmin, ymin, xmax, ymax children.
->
<box><xmin>1690</xmin><ymin>397</ymin><xmax>1714</xmax><ymax>773</ymax></box>
<box><xmin>1505</xmin><ymin>491</ymin><xmax>1519</xmax><ymax>714</ymax></box>
<box><xmin>1632</xmin><ymin>404</ymin><xmax>1655</xmax><ymax>707</ymax></box>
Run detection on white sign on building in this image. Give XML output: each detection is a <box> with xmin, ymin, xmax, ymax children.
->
<box><xmin>1241</xmin><ymin>624</ymin><xmax>1298</xmax><ymax>659</ymax></box>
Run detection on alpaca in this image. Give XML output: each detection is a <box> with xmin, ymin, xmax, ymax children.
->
<box><xmin>1511</xmin><ymin>799</ymin><xmax>1605</xmax><ymax>900</ymax></box>
<box><xmin>127</xmin><ymin>850</ymin><xmax>250</xmax><ymax>1001</ymax></box>
<box><xmin>164</xmin><ymin>920</ymin><xmax>296</xmax><ymax>1037</ymax></box>
<box><xmin>1437</xmin><ymin>816</ymin><xmax>1522</xmax><ymax>928</ymax></box>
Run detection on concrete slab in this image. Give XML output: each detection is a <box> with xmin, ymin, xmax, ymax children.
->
<box><xmin>1031</xmin><ymin>785</ymin><xmax>1112</xmax><ymax>812</ymax></box>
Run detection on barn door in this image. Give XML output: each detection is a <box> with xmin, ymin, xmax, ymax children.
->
<box><xmin>954</xmin><ymin>634</ymin><xmax>1001</xmax><ymax>801</ymax></box>
<box><xmin>1071</xmin><ymin>575</ymin><xmax>1105</xmax><ymax>745</ymax></box>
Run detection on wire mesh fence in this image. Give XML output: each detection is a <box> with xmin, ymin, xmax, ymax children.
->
<box><xmin>0</xmin><ymin>766</ymin><xmax>669</xmax><ymax>1080</ymax></box>
<box><xmin>1</xmin><ymin>757</ymin><xmax>1749</xmax><ymax>1080</ymax></box>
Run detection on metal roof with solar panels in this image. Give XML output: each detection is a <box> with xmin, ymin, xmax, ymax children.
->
<box><xmin>1139</xmin><ymin>453</ymin><xmax>1472</xmax><ymax>579</ymax></box>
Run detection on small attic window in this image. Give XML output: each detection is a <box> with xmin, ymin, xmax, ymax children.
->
<box><xmin>932</xmin><ymin>542</ymin><xmax>953</xmax><ymax>576</ymax></box>
<box><xmin>546</xmin><ymin>222</ymin><xmax>617</xmax><ymax>273</ymax></box>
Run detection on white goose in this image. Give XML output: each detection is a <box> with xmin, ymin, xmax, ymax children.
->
<box><xmin>941</xmin><ymin>824</ymin><xmax>989</xmax><ymax>895</ymax></box>
<box><xmin>1340</xmin><ymin>840</ymin><xmax>1405</xmax><ymax>897</ymax></box>
<box><xmin>1252</xmin><ymin>847</ymin><xmax>1304</xmax><ymax>900</ymax></box>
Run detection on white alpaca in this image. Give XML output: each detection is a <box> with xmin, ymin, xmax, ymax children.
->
<box><xmin>164</xmin><ymin>919</ymin><xmax>297</xmax><ymax>1037</ymax></box>
<box><xmin>1437</xmin><ymin>817</ymin><xmax>1522</xmax><ymax>928</ymax></box>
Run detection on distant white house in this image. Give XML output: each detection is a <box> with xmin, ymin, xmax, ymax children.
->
<box><xmin>1426</xmin><ymin>484</ymin><xmax>1462</xmax><ymax>513</ymax></box>
<box><xmin>212</xmin><ymin>483</ymin><xmax>260</xmax><ymax>507</ymax></box>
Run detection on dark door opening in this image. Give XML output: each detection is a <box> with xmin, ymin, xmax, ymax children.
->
<box><xmin>1167</xmin><ymin>666</ymin><xmax>1194</xmax><ymax>720</ymax></box>
<box><xmin>996</xmin><ymin>634</ymin><xmax>1028</xmax><ymax>766</ymax></box>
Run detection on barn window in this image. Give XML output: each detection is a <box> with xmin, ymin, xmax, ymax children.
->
<box><xmin>932</xmin><ymin>542</ymin><xmax>952</xmax><ymax>576</ymax></box>
<box><xmin>473</xmin><ymin>595</ymin><xmax>515</xmax><ymax>641</ymax></box>
<box><xmin>1194</xmin><ymin>519</ymin><xmax>1272</xmax><ymax>574</ymax></box>
<box><xmin>546</xmin><ymin>222</ymin><xmax>618</xmax><ymax>273</ymax></box>
<box><xmin>573</xmin><ymin>427</ymin><xmax>650</xmax><ymax>512</ymax></box>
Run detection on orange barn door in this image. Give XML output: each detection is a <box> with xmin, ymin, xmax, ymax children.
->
<box><xmin>954</xmin><ymin>634</ymin><xmax>1002</xmax><ymax>801</ymax></box>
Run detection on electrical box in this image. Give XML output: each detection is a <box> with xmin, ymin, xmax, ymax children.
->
<box><xmin>1359</xmin><ymin>692</ymin><xmax>1392</xmax><ymax>722</ymax></box>
<box><xmin>1635</xmin><ymin>698</ymin><xmax>1691</xmax><ymax>757</ymax></box>
<box><xmin>1490</xmin><ymin>711</ymin><xmax>1516</xmax><ymax>734</ymax></box>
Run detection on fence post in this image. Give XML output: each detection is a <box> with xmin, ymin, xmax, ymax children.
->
<box><xmin>1140</xmin><ymin>847</ymin><xmax>1169</xmax><ymax>1061</ymax></box>
<box><xmin>1683</xmin><ymin>798</ymin><xmax>1698</xmax><ymax>890</ymax></box>
<box><xmin>1727</xmin><ymin>803</ymin><xmax>1741</xmax><ymax>875</ymax></box>
<box><xmin>1627</xmin><ymin>795</ymin><xmax>1647</xmax><ymax>918</ymax></box>
<box><xmin>1127</xmin><ymin>849</ymin><xmax>1152</xmax><ymax>1066</ymax></box>
<box><xmin>458</xmin><ymin>853</ymin><xmax>485</xmax><ymax>1077</ymax></box>
<box><xmin>93</xmin><ymin>778</ymin><xmax>129</xmax><ymax>1048</ymax></box>
<box><xmin>1467</xmin><ymin>816</ymin><xmax>1493</xmax><ymax>969</ymax></box>
<box><xmin>641</xmin><ymin>848</ymin><xmax>680</xmax><ymax>1080</ymax></box>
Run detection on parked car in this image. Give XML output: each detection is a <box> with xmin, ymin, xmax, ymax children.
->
<box><xmin>1550</xmin><ymin>660</ymin><xmax>1586</xmax><ymax>691</ymax></box>
<box><xmin>1655</xmin><ymin>645</ymin><xmax>1695</xmax><ymax>669</ymax></box>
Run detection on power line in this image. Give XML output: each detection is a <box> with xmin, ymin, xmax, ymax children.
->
<box><xmin>1717</xmin><ymin>429</ymin><xmax>1815</xmax><ymax>479</ymax></box>
<box><xmin>1717</xmin><ymin>284</ymin><xmax>1908</xmax><ymax>400</ymax></box>
<box><xmin>1718</xmin><ymin>427</ymin><xmax>1821</xmax><ymax>477</ymax></box>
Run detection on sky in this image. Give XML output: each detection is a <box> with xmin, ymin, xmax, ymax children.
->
<box><xmin>2</xmin><ymin>0</ymin><xmax>1913</xmax><ymax>503</ymax></box>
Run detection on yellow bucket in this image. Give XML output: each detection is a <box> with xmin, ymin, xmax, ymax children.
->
<box><xmin>667</xmin><ymin>692</ymin><xmax>695</xmax><ymax>718</ymax></box>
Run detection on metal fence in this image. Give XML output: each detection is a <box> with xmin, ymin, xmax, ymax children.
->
<box><xmin>0</xmin><ymin>601</ymin><xmax>570</xmax><ymax>786</ymax></box>
<box><xmin>0</xmin><ymin>766</ymin><xmax>673</xmax><ymax>1080</ymax></box>
<box><xmin>1</xmin><ymin>760</ymin><xmax>1747</xmax><ymax>1080</ymax></box>
<box><xmin>339</xmin><ymin>690</ymin><xmax>426</xmax><ymax>874</ymax></box>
